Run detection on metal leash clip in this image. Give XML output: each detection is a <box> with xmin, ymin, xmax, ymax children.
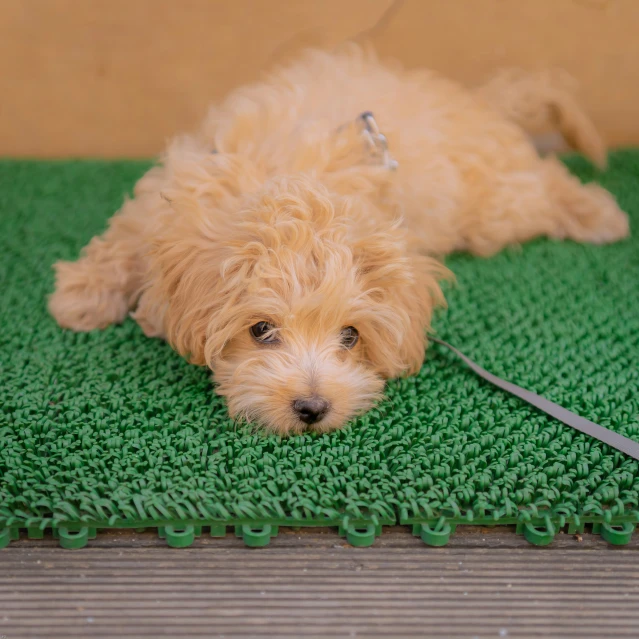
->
<box><xmin>359</xmin><ymin>111</ymin><xmax>399</xmax><ymax>171</ymax></box>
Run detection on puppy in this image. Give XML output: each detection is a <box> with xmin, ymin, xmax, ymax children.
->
<box><xmin>49</xmin><ymin>46</ymin><xmax>629</xmax><ymax>435</ymax></box>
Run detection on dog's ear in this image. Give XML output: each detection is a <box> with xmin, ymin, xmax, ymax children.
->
<box><xmin>137</xmin><ymin>147</ymin><xmax>268</xmax><ymax>367</ymax></box>
<box><xmin>351</xmin><ymin>227</ymin><xmax>449</xmax><ymax>378</ymax></box>
<box><xmin>140</xmin><ymin>190</ymin><xmax>254</xmax><ymax>368</ymax></box>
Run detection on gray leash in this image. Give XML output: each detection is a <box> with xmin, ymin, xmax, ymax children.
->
<box><xmin>430</xmin><ymin>337</ymin><xmax>639</xmax><ymax>462</ymax></box>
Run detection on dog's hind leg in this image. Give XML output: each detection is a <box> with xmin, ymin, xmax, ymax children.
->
<box><xmin>476</xmin><ymin>69</ymin><xmax>607</xmax><ymax>168</ymax></box>
<box><xmin>49</xmin><ymin>167</ymin><xmax>164</xmax><ymax>331</ymax></box>
<box><xmin>457</xmin><ymin>157</ymin><xmax>629</xmax><ymax>257</ymax></box>
<box><xmin>541</xmin><ymin>157</ymin><xmax>630</xmax><ymax>245</ymax></box>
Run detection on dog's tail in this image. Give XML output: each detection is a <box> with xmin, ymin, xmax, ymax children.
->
<box><xmin>476</xmin><ymin>68</ymin><xmax>607</xmax><ymax>168</ymax></box>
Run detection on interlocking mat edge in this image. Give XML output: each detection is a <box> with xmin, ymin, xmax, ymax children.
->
<box><xmin>1</xmin><ymin>152</ymin><xmax>638</xmax><ymax>548</ymax></box>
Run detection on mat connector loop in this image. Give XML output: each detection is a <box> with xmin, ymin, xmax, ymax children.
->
<box><xmin>158</xmin><ymin>524</ymin><xmax>202</xmax><ymax>548</ymax></box>
<box><xmin>235</xmin><ymin>524</ymin><xmax>277</xmax><ymax>547</ymax></box>
<box><xmin>338</xmin><ymin>522</ymin><xmax>379</xmax><ymax>547</ymax></box>
<box><xmin>57</xmin><ymin>525</ymin><xmax>97</xmax><ymax>550</ymax></box>
<box><xmin>601</xmin><ymin>522</ymin><xmax>635</xmax><ymax>545</ymax></box>
<box><xmin>412</xmin><ymin>520</ymin><xmax>455</xmax><ymax>547</ymax></box>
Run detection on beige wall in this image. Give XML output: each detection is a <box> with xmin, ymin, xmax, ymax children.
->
<box><xmin>2</xmin><ymin>0</ymin><xmax>638</xmax><ymax>157</ymax></box>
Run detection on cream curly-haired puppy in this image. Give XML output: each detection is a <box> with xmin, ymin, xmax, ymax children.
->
<box><xmin>50</xmin><ymin>47</ymin><xmax>629</xmax><ymax>435</ymax></box>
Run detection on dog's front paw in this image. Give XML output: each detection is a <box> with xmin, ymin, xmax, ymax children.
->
<box><xmin>49</xmin><ymin>259</ymin><xmax>129</xmax><ymax>331</ymax></box>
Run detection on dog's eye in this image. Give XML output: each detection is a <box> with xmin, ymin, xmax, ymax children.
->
<box><xmin>340</xmin><ymin>326</ymin><xmax>359</xmax><ymax>349</ymax></box>
<box><xmin>250</xmin><ymin>321</ymin><xmax>279</xmax><ymax>344</ymax></box>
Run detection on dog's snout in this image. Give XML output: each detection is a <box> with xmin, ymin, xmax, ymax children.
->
<box><xmin>292</xmin><ymin>397</ymin><xmax>329</xmax><ymax>425</ymax></box>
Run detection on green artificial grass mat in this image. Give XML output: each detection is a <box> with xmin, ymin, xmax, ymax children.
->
<box><xmin>1</xmin><ymin>152</ymin><xmax>639</xmax><ymax>548</ymax></box>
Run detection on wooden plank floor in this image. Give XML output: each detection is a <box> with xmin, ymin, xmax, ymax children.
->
<box><xmin>2</xmin><ymin>526</ymin><xmax>639</xmax><ymax>638</ymax></box>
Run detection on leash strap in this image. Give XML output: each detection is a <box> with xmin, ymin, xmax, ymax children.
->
<box><xmin>429</xmin><ymin>337</ymin><xmax>639</xmax><ymax>461</ymax></box>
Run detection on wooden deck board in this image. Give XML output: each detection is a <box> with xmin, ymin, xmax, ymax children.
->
<box><xmin>2</xmin><ymin>527</ymin><xmax>638</xmax><ymax>638</ymax></box>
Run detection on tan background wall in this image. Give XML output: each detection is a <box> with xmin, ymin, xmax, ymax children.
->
<box><xmin>2</xmin><ymin>0</ymin><xmax>637</xmax><ymax>158</ymax></box>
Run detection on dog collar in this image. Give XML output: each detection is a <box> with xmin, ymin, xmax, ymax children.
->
<box><xmin>211</xmin><ymin>111</ymin><xmax>398</xmax><ymax>171</ymax></box>
<box><xmin>358</xmin><ymin>111</ymin><xmax>398</xmax><ymax>171</ymax></box>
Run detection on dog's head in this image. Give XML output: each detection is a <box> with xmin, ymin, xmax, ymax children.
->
<box><xmin>144</xmin><ymin>150</ymin><xmax>446</xmax><ymax>435</ymax></box>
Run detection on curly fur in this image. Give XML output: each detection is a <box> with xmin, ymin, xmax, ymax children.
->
<box><xmin>49</xmin><ymin>46</ymin><xmax>629</xmax><ymax>435</ymax></box>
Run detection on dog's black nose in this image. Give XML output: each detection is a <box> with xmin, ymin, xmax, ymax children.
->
<box><xmin>293</xmin><ymin>397</ymin><xmax>329</xmax><ymax>425</ymax></box>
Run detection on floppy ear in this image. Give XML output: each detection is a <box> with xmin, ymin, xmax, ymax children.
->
<box><xmin>351</xmin><ymin>226</ymin><xmax>449</xmax><ymax>378</ymax></box>
<box><xmin>138</xmin><ymin>187</ymin><xmax>260</xmax><ymax>368</ymax></box>
<box><xmin>139</xmin><ymin>215</ymin><xmax>227</xmax><ymax>366</ymax></box>
<box><xmin>134</xmin><ymin>146</ymin><xmax>268</xmax><ymax>367</ymax></box>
